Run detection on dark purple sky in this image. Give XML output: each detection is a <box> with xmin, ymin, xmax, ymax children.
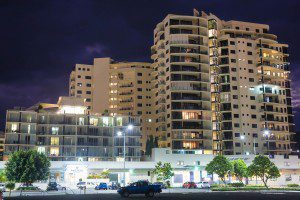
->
<box><xmin>1</xmin><ymin>0</ymin><xmax>300</xmax><ymax>131</ymax></box>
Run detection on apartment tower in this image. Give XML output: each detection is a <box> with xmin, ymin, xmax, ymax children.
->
<box><xmin>151</xmin><ymin>11</ymin><xmax>212</xmax><ymax>154</ymax></box>
<box><xmin>152</xmin><ymin>10</ymin><xmax>295</xmax><ymax>155</ymax></box>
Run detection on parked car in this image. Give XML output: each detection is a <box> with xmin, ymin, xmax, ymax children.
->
<box><xmin>95</xmin><ymin>182</ymin><xmax>108</xmax><ymax>190</ymax></box>
<box><xmin>46</xmin><ymin>182</ymin><xmax>66</xmax><ymax>191</ymax></box>
<box><xmin>108</xmin><ymin>181</ymin><xmax>120</xmax><ymax>190</ymax></box>
<box><xmin>76</xmin><ymin>181</ymin><xmax>95</xmax><ymax>189</ymax></box>
<box><xmin>196</xmin><ymin>181</ymin><xmax>210</xmax><ymax>188</ymax></box>
<box><xmin>183</xmin><ymin>182</ymin><xmax>197</xmax><ymax>189</ymax></box>
<box><xmin>0</xmin><ymin>183</ymin><xmax>6</xmax><ymax>192</ymax></box>
<box><xmin>117</xmin><ymin>180</ymin><xmax>162</xmax><ymax>198</ymax></box>
<box><xmin>153</xmin><ymin>182</ymin><xmax>167</xmax><ymax>189</ymax></box>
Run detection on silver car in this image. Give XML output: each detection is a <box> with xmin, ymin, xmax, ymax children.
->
<box><xmin>196</xmin><ymin>181</ymin><xmax>210</xmax><ymax>188</ymax></box>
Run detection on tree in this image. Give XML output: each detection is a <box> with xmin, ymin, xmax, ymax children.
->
<box><xmin>205</xmin><ymin>155</ymin><xmax>232</xmax><ymax>184</ymax></box>
<box><xmin>5</xmin><ymin>150</ymin><xmax>50</xmax><ymax>186</ymax></box>
<box><xmin>153</xmin><ymin>162</ymin><xmax>174</xmax><ymax>187</ymax></box>
<box><xmin>5</xmin><ymin>182</ymin><xmax>15</xmax><ymax>197</ymax></box>
<box><xmin>231</xmin><ymin>159</ymin><xmax>248</xmax><ymax>183</ymax></box>
<box><xmin>100</xmin><ymin>169</ymin><xmax>110</xmax><ymax>179</ymax></box>
<box><xmin>0</xmin><ymin>170</ymin><xmax>6</xmax><ymax>182</ymax></box>
<box><xmin>248</xmin><ymin>155</ymin><xmax>280</xmax><ymax>188</ymax></box>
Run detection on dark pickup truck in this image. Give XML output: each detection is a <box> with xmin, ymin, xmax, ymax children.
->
<box><xmin>117</xmin><ymin>180</ymin><xmax>162</xmax><ymax>198</ymax></box>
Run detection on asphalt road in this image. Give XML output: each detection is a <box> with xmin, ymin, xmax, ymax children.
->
<box><xmin>5</xmin><ymin>191</ymin><xmax>300</xmax><ymax>200</ymax></box>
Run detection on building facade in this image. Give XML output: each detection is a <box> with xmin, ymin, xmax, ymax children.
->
<box><xmin>151</xmin><ymin>10</ymin><xmax>295</xmax><ymax>156</ymax></box>
<box><xmin>4</xmin><ymin>97</ymin><xmax>141</xmax><ymax>161</ymax></box>
<box><xmin>69</xmin><ymin>58</ymin><xmax>154</xmax><ymax>152</ymax></box>
<box><xmin>0</xmin><ymin>148</ymin><xmax>299</xmax><ymax>187</ymax></box>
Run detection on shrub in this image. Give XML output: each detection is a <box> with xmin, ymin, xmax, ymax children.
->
<box><xmin>287</xmin><ymin>184</ymin><xmax>299</xmax><ymax>188</ymax></box>
<box><xmin>228</xmin><ymin>182</ymin><xmax>244</xmax><ymax>187</ymax></box>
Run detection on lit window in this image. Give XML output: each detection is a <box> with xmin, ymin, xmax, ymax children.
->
<box><xmin>182</xmin><ymin>111</ymin><xmax>198</xmax><ymax>119</ymax></box>
<box><xmin>11</xmin><ymin>123</ymin><xmax>18</xmax><ymax>132</ymax></box>
<box><xmin>51</xmin><ymin>127</ymin><xmax>59</xmax><ymax>135</ymax></box>
<box><xmin>50</xmin><ymin>137</ymin><xmax>59</xmax><ymax>145</ymax></box>
<box><xmin>50</xmin><ymin>147</ymin><xmax>59</xmax><ymax>156</ymax></box>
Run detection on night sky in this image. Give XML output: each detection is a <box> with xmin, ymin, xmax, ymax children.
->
<box><xmin>1</xmin><ymin>0</ymin><xmax>300</xmax><ymax>131</ymax></box>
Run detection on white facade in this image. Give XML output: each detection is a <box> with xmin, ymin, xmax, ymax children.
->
<box><xmin>0</xmin><ymin>148</ymin><xmax>299</xmax><ymax>187</ymax></box>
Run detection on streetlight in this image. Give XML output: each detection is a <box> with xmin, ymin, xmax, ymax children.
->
<box><xmin>263</xmin><ymin>129</ymin><xmax>270</xmax><ymax>155</ymax></box>
<box><xmin>240</xmin><ymin>135</ymin><xmax>245</xmax><ymax>155</ymax></box>
<box><xmin>117</xmin><ymin>124</ymin><xmax>133</xmax><ymax>186</ymax></box>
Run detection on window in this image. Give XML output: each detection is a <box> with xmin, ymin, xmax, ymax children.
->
<box><xmin>250</xmin><ymin>96</ymin><xmax>255</xmax><ymax>100</ymax></box>
<box><xmin>50</xmin><ymin>137</ymin><xmax>59</xmax><ymax>145</ymax></box>
<box><xmin>232</xmin><ymin>86</ymin><xmax>237</xmax><ymax>90</ymax></box>
<box><xmin>137</xmin><ymin>73</ymin><xmax>142</xmax><ymax>76</ymax></box>
<box><xmin>284</xmin><ymin>162</ymin><xmax>290</xmax><ymax>166</ymax></box>
<box><xmin>249</xmin><ymin>78</ymin><xmax>254</xmax><ymax>82</ymax></box>
<box><xmin>137</xmin><ymin>103</ymin><xmax>142</xmax><ymax>107</ymax></box>
<box><xmin>234</xmin><ymin>123</ymin><xmax>240</xmax><ymax>127</ymax></box>
<box><xmin>86</xmin><ymin>91</ymin><xmax>91</xmax><ymax>94</ymax></box>
<box><xmin>231</xmin><ymin>68</ymin><xmax>237</xmax><ymax>72</ymax></box>
<box><xmin>235</xmin><ymin>133</ymin><xmax>240</xmax><ymax>137</ymax></box>
<box><xmin>247</xmin><ymin>51</ymin><xmax>253</xmax><ymax>55</ymax></box>
<box><xmin>85</xmin><ymin>76</ymin><xmax>92</xmax><ymax>79</ymax></box>
<box><xmin>137</xmin><ymin>80</ymin><xmax>142</xmax><ymax>84</ymax></box>
<box><xmin>251</xmin><ymin>105</ymin><xmax>256</xmax><ymax>109</ymax></box>
<box><xmin>230</xmin><ymin>41</ymin><xmax>235</xmax><ymax>45</ymax></box>
<box><xmin>235</xmin><ymin>143</ymin><xmax>241</xmax><ymax>147</ymax></box>
<box><xmin>137</xmin><ymin>88</ymin><xmax>142</xmax><ymax>91</ymax></box>
<box><xmin>251</xmin><ymin>115</ymin><xmax>257</xmax><ymax>119</ymax></box>
<box><xmin>247</xmin><ymin>43</ymin><xmax>252</xmax><ymax>47</ymax></box>
<box><xmin>51</xmin><ymin>127</ymin><xmax>59</xmax><ymax>135</ymax></box>
<box><xmin>137</xmin><ymin>96</ymin><xmax>142</xmax><ymax>99</ymax></box>
<box><xmin>233</xmin><ymin>95</ymin><xmax>238</xmax><ymax>99</ymax></box>
<box><xmin>232</xmin><ymin>77</ymin><xmax>237</xmax><ymax>81</ymax></box>
<box><xmin>248</xmin><ymin>69</ymin><xmax>254</xmax><ymax>73</ymax></box>
<box><xmin>248</xmin><ymin>60</ymin><xmax>253</xmax><ymax>64</ymax></box>
<box><xmin>86</xmin><ymin>83</ymin><xmax>91</xmax><ymax>87</ymax></box>
<box><xmin>234</xmin><ymin>114</ymin><xmax>239</xmax><ymax>118</ymax></box>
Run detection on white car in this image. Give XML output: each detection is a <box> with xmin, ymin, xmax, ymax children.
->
<box><xmin>0</xmin><ymin>183</ymin><xmax>6</xmax><ymax>192</ymax></box>
<box><xmin>196</xmin><ymin>181</ymin><xmax>210</xmax><ymax>188</ymax></box>
<box><xmin>76</xmin><ymin>181</ymin><xmax>96</xmax><ymax>189</ymax></box>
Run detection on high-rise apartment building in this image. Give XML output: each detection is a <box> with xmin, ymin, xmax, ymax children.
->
<box><xmin>151</xmin><ymin>12</ymin><xmax>212</xmax><ymax>154</ymax></box>
<box><xmin>69</xmin><ymin>58</ymin><xmax>154</xmax><ymax>151</ymax></box>
<box><xmin>151</xmin><ymin>10</ymin><xmax>295</xmax><ymax>156</ymax></box>
<box><xmin>4</xmin><ymin>96</ymin><xmax>141</xmax><ymax>161</ymax></box>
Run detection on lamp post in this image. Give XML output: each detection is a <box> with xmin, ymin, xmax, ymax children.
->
<box><xmin>263</xmin><ymin>130</ymin><xmax>270</xmax><ymax>155</ymax></box>
<box><xmin>117</xmin><ymin>124</ymin><xmax>133</xmax><ymax>186</ymax></box>
<box><xmin>240</xmin><ymin>135</ymin><xmax>245</xmax><ymax>155</ymax></box>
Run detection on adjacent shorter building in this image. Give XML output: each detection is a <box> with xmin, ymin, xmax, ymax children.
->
<box><xmin>69</xmin><ymin>58</ymin><xmax>154</xmax><ymax>151</ymax></box>
<box><xmin>4</xmin><ymin>96</ymin><xmax>141</xmax><ymax>162</ymax></box>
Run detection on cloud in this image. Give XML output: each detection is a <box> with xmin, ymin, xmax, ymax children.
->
<box><xmin>85</xmin><ymin>43</ymin><xmax>106</xmax><ymax>55</ymax></box>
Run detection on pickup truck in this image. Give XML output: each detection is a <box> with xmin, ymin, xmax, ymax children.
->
<box><xmin>117</xmin><ymin>180</ymin><xmax>162</xmax><ymax>198</ymax></box>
